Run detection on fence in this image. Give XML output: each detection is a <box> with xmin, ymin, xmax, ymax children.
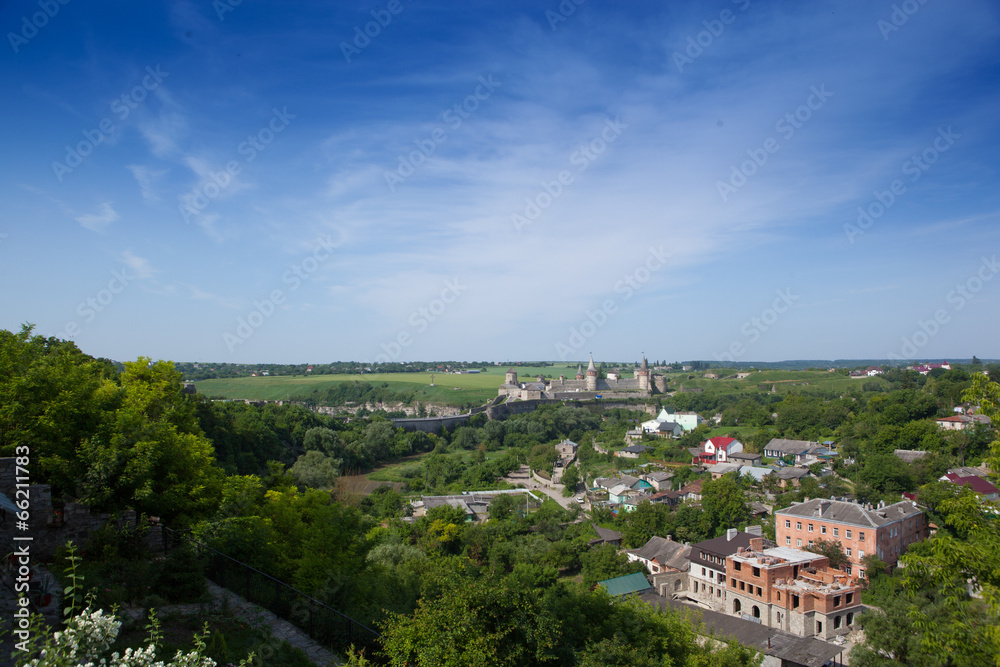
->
<box><xmin>164</xmin><ymin>527</ymin><xmax>381</xmax><ymax>659</ymax></box>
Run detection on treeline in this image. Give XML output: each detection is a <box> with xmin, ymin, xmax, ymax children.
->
<box><xmin>174</xmin><ymin>360</ymin><xmax>493</xmax><ymax>380</ymax></box>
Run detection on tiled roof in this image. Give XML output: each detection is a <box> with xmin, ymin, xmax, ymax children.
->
<box><xmin>765</xmin><ymin>438</ymin><xmax>820</xmax><ymax>455</ymax></box>
<box><xmin>629</xmin><ymin>536</ymin><xmax>691</xmax><ymax>571</ymax></box>
<box><xmin>944</xmin><ymin>473</ymin><xmax>999</xmax><ymax>495</ymax></box>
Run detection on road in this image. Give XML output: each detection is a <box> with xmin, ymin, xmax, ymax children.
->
<box><xmin>503</xmin><ymin>465</ymin><xmax>584</xmax><ymax>510</ymax></box>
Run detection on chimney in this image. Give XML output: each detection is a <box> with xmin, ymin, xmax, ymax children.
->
<box><xmin>727</xmin><ymin>528</ymin><xmax>738</xmax><ymax>541</ymax></box>
<box><xmin>750</xmin><ymin>537</ymin><xmax>763</xmax><ymax>551</ymax></box>
<box><xmin>746</xmin><ymin>525</ymin><xmax>763</xmax><ymax>537</ymax></box>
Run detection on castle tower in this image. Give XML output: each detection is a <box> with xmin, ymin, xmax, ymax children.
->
<box><xmin>636</xmin><ymin>356</ymin><xmax>650</xmax><ymax>392</ymax></box>
<box><xmin>576</xmin><ymin>364</ymin><xmax>584</xmax><ymax>380</ymax></box>
<box><xmin>505</xmin><ymin>369</ymin><xmax>518</xmax><ymax>386</ymax></box>
<box><xmin>586</xmin><ymin>356</ymin><xmax>597</xmax><ymax>392</ymax></box>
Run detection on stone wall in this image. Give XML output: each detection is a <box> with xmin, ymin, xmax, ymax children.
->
<box><xmin>652</xmin><ymin>571</ymin><xmax>690</xmax><ymax>598</ymax></box>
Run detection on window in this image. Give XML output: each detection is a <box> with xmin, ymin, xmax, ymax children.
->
<box><xmin>833</xmin><ymin>595</ymin><xmax>841</xmax><ymax>607</ymax></box>
<box><xmin>808</xmin><ymin>540</ymin><xmax>814</xmax><ymax>547</ymax></box>
<box><xmin>834</xmin><ymin>615</ymin><xmax>842</xmax><ymax>629</ymax></box>
<box><xmin>777</xmin><ymin>591</ymin><xmax>781</xmax><ymax>601</ymax></box>
<box><xmin>785</xmin><ymin>536</ymin><xmax>791</xmax><ymax>545</ymax></box>
<box><xmin>808</xmin><ymin>523</ymin><xmax>814</xmax><ymax>532</ymax></box>
<box><xmin>785</xmin><ymin>520</ymin><xmax>791</xmax><ymax>528</ymax></box>
<box><xmin>846</xmin><ymin>530</ymin><xmax>852</xmax><ymax>539</ymax></box>
<box><xmin>847</xmin><ymin>612</ymin><xmax>854</xmax><ymax>625</ymax></box>
<box><xmin>846</xmin><ymin>593</ymin><xmax>853</xmax><ymax>604</ymax></box>
<box><xmin>710</xmin><ymin>586</ymin><xmax>714</xmax><ymax>595</ymax></box>
<box><xmin>833</xmin><ymin>527</ymin><xmax>839</xmax><ymax>537</ymax></box>
<box><xmin>860</xmin><ymin>531</ymin><xmax>865</xmax><ymax>542</ymax></box>
<box><xmin>734</xmin><ymin>599</ymin><xmax>742</xmax><ymax>613</ymax></box>
<box><xmin>859</xmin><ymin>550</ymin><xmax>865</xmax><ymax>559</ymax></box>
<box><xmin>752</xmin><ymin>567</ymin><xmax>760</xmax><ymax>577</ymax></box>
<box><xmin>756</xmin><ymin>586</ymin><xmax>762</xmax><ymax>596</ymax></box>
<box><xmin>792</xmin><ymin>594</ymin><xmax>800</xmax><ymax>609</ymax></box>
<box><xmin>796</xmin><ymin>538</ymin><xmax>802</xmax><ymax>547</ymax></box>
<box><xmin>717</xmin><ymin>588</ymin><xmax>721</xmax><ymax>597</ymax></box>
<box><xmin>846</xmin><ymin>548</ymin><xmax>852</xmax><ymax>557</ymax></box>
<box><xmin>858</xmin><ymin>569</ymin><xmax>865</xmax><ymax>579</ymax></box>
<box><xmin>731</xmin><ymin>578</ymin><xmax>736</xmax><ymax>588</ymax></box>
<box><xmin>733</xmin><ymin>561</ymin><xmax>741</xmax><ymax>571</ymax></box>
<box><xmin>817</xmin><ymin>621</ymin><xmax>823</xmax><ymax>634</ymax></box>
<box><xmin>796</xmin><ymin>522</ymin><xmax>802</xmax><ymax>530</ymax></box>
<box><xmin>702</xmin><ymin>568</ymin><xmax>706</xmax><ymax>576</ymax></box>
<box><xmin>740</xmin><ymin>581</ymin><xmax>745</xmax><ymax>591</ymax></box>
<box><xmin>821</xmin><ymin>525</ymin><xmax>827</xmax><ymax>535</ymax></box>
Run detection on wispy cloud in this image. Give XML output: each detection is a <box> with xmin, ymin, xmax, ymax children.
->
<box><xmin>126</xmin><ymin>164</ymin><xmax>167</xmax><ymax>202</ymax></box>
<box><xmin>121</xmin><ymin>250</ymin><xmax>156</xmax><ymax>279</ymax></box>
<box><xmin>75</xmin><ymin>203</ymin><xmax>119</xmax><ymax>233</ymax></box>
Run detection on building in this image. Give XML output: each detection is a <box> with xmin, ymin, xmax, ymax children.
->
<box><xmin>729</xmin><ymin>452</ymin><xmax>763</xmax><ymax>467</ymax></box>
<box><xmin>627</xmin><ymin>535</ymin><xmax>691</xmax><ymax>575</ymax></box>
<box><xmin>935</xmin><ymin>414</ymin><xmax>992</xmax><ymax>430</ymax></box>
<box><xmin>500</xmin><ymin>355</ymin><xmax>657</xmax><ymax>400</ymax></box>
<box><xmin>642</xmin><ymin>470</ymin><xmax>675</xmax><ymax>491</ymax></box>
<box><xmin>764</xmin><ymin>439</ymin><xmax>822</xmax><ymax>462</ymax></box>
<box><xmin>775</xmin><ymin>498</ymin><xmax>928</xmax><ymax>577</ymax></box>
<box><xmin>708</xmin><ymin>462</ymin><xmax>742</xmax><ymax>479</ymax></box>
<box><xmin>687</xmin><ymin>528</ymin><xmax>760</xmax><ymax>611</ymax></box>
<box><xmin>657</xmin><ymin>409</ymin><xmax>706</xmax><ymax>432</ymax></box>
<box><xmin>726</xmin><ymin>541</ymin><xmax>862</xmax><ymax>640</ymax></box>
<box><xmin>616</xmin><ymin>443</ymin><xmax>653</xmax><ymax>459</ymax></box>
<box><xmin>694</xmin><ymin>437</ymin><xmax>745</xmax><ymax>464</ymax></box>
<box><xmin>942</xmin><ymin>472</ymin><xmax>1000</xmax><ymax>501</ymax></box>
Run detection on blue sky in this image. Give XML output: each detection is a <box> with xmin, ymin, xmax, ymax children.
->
<box><xmin>2</xmin><ymin>0</ymin><xmax>999</xmax><ymax>365</ymax></box>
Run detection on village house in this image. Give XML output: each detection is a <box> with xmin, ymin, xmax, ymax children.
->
<box><xmin>763</xmin><ymin>439</ymin><xmax>823</xmax><ymax>462</ymax></box>
<box><xmin>941</xmin><ymin>472</ymin><xmax>1000</xmax><ymax>501</ymax></box>
<box><xmin>616</xmin><ymin>443</ymin><xmax>653</xmax><ymax>459</ymax></box>
<box><xmin>694</xmin><ymin>436</ymin><xmax>745</xmax><ymax>465</ymax></box>
<box><xmin>935</xmin><ymin>414</ymin><xmax>992</xmax><ymax>430</ymax></box>
<box><xmin>627</xmin><ymin>535</ymin><xmax>691</xmax><ymax>575</ymax></box>
<box><xmin>728</xmin><ymin>451</ymin><xmax>762</xmax><ymax>467</ymax></box>
<box><xmin>641</xmin><ymin>470</ymin><xmax>675</xmax><ymax>491</ymax></box>
<box><xmin>776</xmin><ymin>498</ymin><xmax>928</xmax><ymax>578</ymax></box>
<box><xmin>726</xmin><ymin>540</ymin><xmax>862</xmax><ymax>640</ymax></box>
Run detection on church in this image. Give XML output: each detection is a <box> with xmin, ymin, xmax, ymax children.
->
<box><xmin>499</xmin><ymin>356</ymin><xmax>662</xmax><ymax>400</ymax></box>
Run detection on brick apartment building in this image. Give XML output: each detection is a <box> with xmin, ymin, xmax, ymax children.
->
<box><xmin>726</xmin><ymin>539</ymin><xmax>862</xmax><ymax>640</ymax></box>
<box><xmin>775</xmin><ymin>498</ymin><xmax>927</xmax><ymax>578</ymax></box>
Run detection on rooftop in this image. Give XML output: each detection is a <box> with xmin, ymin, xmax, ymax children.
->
<box><xmin>776</xmin><ymin>497</ymin><xmax>923</xmax><ymax>527</ymax></box>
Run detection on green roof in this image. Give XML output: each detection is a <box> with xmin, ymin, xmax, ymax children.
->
<box><xmin>598</xmin><ymin>572</ymin><xmax>652</xmax><ymax>597</ymax></box>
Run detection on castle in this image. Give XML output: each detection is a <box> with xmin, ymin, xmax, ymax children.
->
<box><xmin>499</xmin><ymin>356</ymin><xmax>664</xmax><ymax>400</ymax></box>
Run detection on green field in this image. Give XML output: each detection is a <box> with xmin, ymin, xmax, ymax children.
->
<box><xmin>192</xmin><ymin>364</ymin><xmax>595</xmax><ymax>408</ymax></box>
<box><xmin>192</xmin><ymin>366</ymin><xmax>872</xmax><ymax>409</ymax></box>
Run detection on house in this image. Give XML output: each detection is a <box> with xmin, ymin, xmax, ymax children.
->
<box><xmin>749</xmin><ymin>501</ymin><xmax>770</xmax><ymax>519</ymax></box>
<box><xmin>935</xmin><ymin>414</ymin><xmax>992</xmax><ymax>430</ymax></box>
<box><xmin>608</xmin><ymin>484</ymin><xmax>635</xmax><ymax>504</ymax></box>
<box><xmin>616</xmin><ymin>443</ymin><xmax>653</xmax><ymax>459</ymax></box>
<box><xmin>555</xmin><ymin>439</ymin><xmax>579</xmax><ymax>459</ymax></box>
<box><xmin>695</xmin><ymin>437</ymin><xmax>745</xmax><ymax>464</ymax></box>
<box><xmin>677</xmin><ymin>479</ymin><xmax>704</xmax><ymax>503</ymax></box>
<box><xmin>687</xmin><ymin>528</ymin><xmax>761</xmax><ymax>611</ymax></box>
<box><xmin>627</xmin><ymin>535</ymin><xmax>691</xmax><ymax>575</ymax></box>
<box><xmin>764</xmin><ymin>439</ymin><xmax>822</xmax><ymax>462</ymax></box>
<box><xmin>726</xmin><ymin>541</ymin><xmax>862</xmax><ymax>640</ymax></box>
<box><xmin>942</xmin><ymin>466</ymin><xmax>990</xmax><ymax>479</ymax></box>
<box><xmin>775</xmin><ymin>467</ymin><xmax>811</xmax><ymax>488</ymax></box>
<box><xmin>729</xmin><ymin>452</ymin><xmax>762</xmax><ymax>467</ymax></box>
<box><xmin>649</xmin><ymin>490</ymin><xmax>682</xmax><ymax>506</ymax></box>
<box><xmin>894</xmin><ymin>449</ymin><xmax>929</xmax><ymax>464</ymax></box>
<box><xmin>942</xmin><ymin>473</ymin><xmax>1000</xmax><ymax>501</ymax></box>
<box><xmin>707</xmin><ymin>462</ymin><xmax>742</xmax><ymax>479</ymax></box>
<box><xmin>642</xmin><ymin>470</ymin><xmax>675</xmax><ymax>491</ymax></box>
<box><xmin>653</xmin><ymin>409</ymin><xmax>706</xmax><ymax>432</ymax></box>
<box><xmin>865</xmin><ymin>366</ymin><xmax>884</xmax><ymax>376</ymax></box>
<box><xmin>594</xmin><ymin>475</ymin><xmax>649</xmax><ymax>493</ymax></box>
<box><xmin>597</xmin><ymin>572</ymin><xmax>653</xmax><ymax>597</ymax></box>
<box><xmin>776</xmin><ymin>498</ymin><xmax>928</xmax><ymax>578</ymax></box>
<box><xmin>590</xmin><ymin>524</ymin><xmax>623</xmax><ymax>547</ymax></box>
<box><xmin>650</xmin><ymin>421</ymin><xmax>684</xmax><ymax>438</ymax></box>
<box><xmin>740</xmin><ymin>466</ymin><xmax>776</xmax><ymax>485</ymax></box>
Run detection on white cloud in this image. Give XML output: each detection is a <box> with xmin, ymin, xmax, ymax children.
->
<box><xmin>75</xmin><ymin>203</ymin><xmax>119</xmax><ymax>233</ymax></box>
<box><xmin>121</xmin><ymin>250</ymin><xmax>156</xmax><ymax>280</ymax></box>
<box><xmin>126</xmin><ymin>164</ymin><xmax>167</xmax><ymax>202</ymax></box>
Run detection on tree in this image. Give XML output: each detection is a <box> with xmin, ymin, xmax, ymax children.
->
<box><xmin>290</xmin><ymin>450</ymin><xmax>341</xmax><ymax>489</ymax></box>
<box><xmin>561</xmin><ymin>464</ymin><xmax>580</xmax><ymax>497</ymax></box>
<box><xmin>701</xmin><ymin>474</ymin><xmax>751</xmax><ymax>536</ymax></box>
<box><xmin>804</xmin><ymin>538</ymin><xmax>849</xmax><ymax>569</ymax></box>
<box><xmin>580</xmin><ymin>544</ymin><xmax>644</xmax><ymax>588</ymax></box>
